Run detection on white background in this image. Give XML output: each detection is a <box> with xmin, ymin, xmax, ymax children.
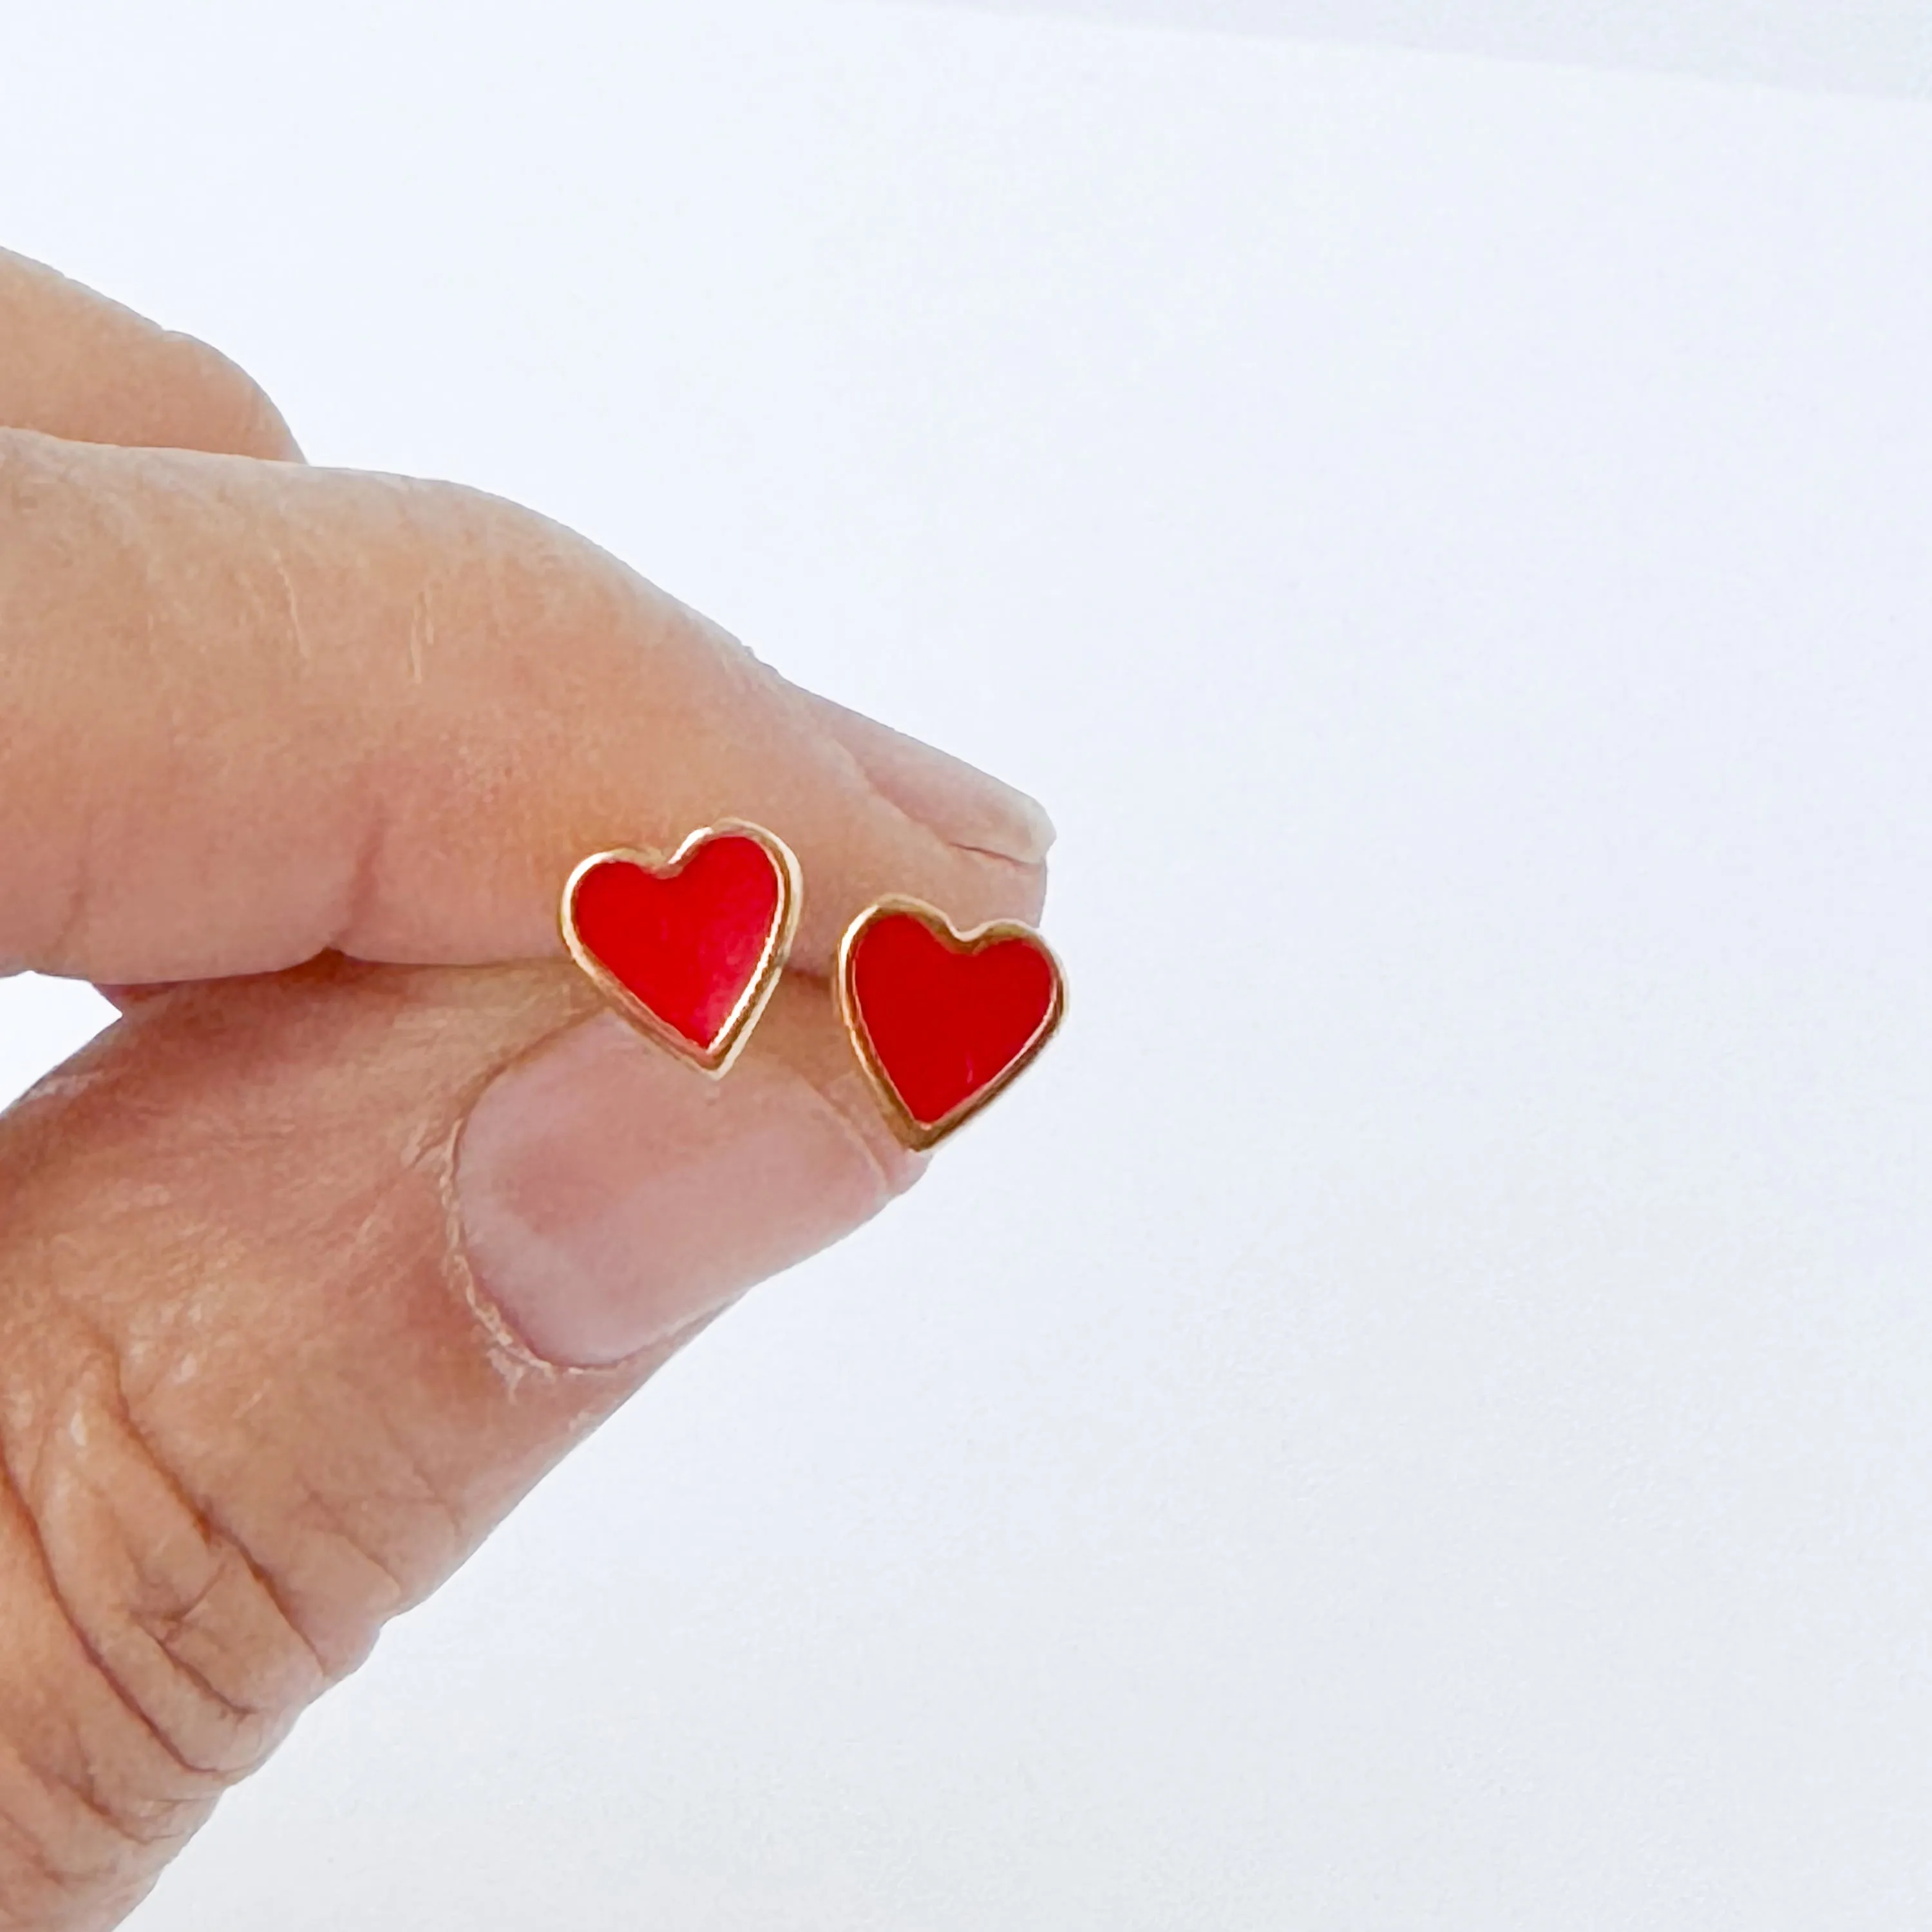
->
<box><xmin>931</xmin><ymin>0</ymin><xmax>1932</xmax><ymax>100</ymax></box>
<box><xmin>4</xmin><ymin>2</ymin><xmax>1932</xmax><ymax>1925</ymax></box>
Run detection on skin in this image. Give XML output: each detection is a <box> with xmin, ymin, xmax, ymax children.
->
<box><xmin>0</xmin><ymin>250</ymin><xmax>1050</xmax><ymax>1929</ymax></box>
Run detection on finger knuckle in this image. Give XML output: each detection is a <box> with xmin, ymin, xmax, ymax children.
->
<box><xmin>0</xmin><ymin>1332</ymin><xmax>328</xmax><ymax>1901</ymax></box>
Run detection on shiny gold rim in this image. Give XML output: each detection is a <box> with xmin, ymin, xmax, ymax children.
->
<box><xmin>562</xmin><ymin>819</ymin><xmax>803</xmax><ymax>1078</ymax></box>
<box><xmin>836</xmin><ymin>895</ymin><xmax>1066</xmax><ymax>1152</ymax></box>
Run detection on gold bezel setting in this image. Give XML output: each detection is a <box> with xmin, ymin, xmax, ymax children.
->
<box><xmin>837</xmin><ymin>895</ymin><xmax>1066</xmax><ymax>1152</ymax></box>
<box><xmin>562</xmin><ymin>820</ymin><xmax>802</xmax><ymax>1079</ymax></box>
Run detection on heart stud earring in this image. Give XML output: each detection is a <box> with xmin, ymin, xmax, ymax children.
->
<box><xmin>837</xmin><ymin>897</ymin><xmax>1066</xmax><ymax>1150</ymax></box>
<box><xmin>563</xmin><ymin>820</ymin><xmax>802</xmax><ymax>1076</ymax></box>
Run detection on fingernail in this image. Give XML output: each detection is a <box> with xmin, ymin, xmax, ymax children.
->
<box><xmin>803</xmin><ymin>694</ymin><xmax>1056</xmax><ymax>866</ymax></box>
<box><xmin>455</xmin><ymin>1012</ymin><xmax>904</xmax><ymax>1368</ymax></box>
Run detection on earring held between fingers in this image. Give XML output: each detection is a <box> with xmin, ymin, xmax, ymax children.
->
<box><xmin>837</xmin><ymin>896</ymin><xmax>1066</xmax><ymax>1152</ymax></box>
<box><xmin>561</xmin><ymin>820</ymin><xmax>801</xmax><ymax>1078</ymax></box>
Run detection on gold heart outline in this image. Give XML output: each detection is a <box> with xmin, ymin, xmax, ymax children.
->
<box><xmin>562</xmin><ymin>820</ymin><xmax>803</xmax><ymax>1078</ymax></box>
<box><xmin>837</xmin><ymin>895</ymin><xmax>1067</xmax><ymax>1152</ymax></box>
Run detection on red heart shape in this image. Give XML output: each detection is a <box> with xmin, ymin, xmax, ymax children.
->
<box><xmin>564</xmin><ymin>825</ymin><xmax>799</xmax><ymax>1073</ymax></box>
<box><xmin>840</xmin><ymin>900</ymin><xmax>1065</xmax><ymax>1149</ymax></box>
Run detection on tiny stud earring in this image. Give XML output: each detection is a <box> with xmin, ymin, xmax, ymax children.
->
<box><xmin>837</xmin><ymin>896</ymin><xmax>1066</xmax><ymax>1151</ymax></box>
<box><xmin>563</xmin><ymin>820</ymin><xmax>802</xmax><ymax>1077</ymax></box>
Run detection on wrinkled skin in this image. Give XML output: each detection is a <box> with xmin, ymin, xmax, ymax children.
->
<box><xmin>0</xmin><ymin>250</ymin><xmax>1048</xmax><ymax>1929</ymax></box>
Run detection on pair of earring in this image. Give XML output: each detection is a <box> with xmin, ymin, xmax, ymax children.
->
<box><xmin>560</xmin><ymin>820</ymin><xmax>1065</xmax><ymax>1151</ymax></box>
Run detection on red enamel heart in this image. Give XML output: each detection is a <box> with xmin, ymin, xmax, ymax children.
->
<box><xmin>563</xmin><ymin>824</ymin><xmax>800</xmax><ymax>1074</ymax></box>
<box><xmin>840</xmin><ymin>900</ymin><xmax>1065</xmax><ymax>1149</ymax></box>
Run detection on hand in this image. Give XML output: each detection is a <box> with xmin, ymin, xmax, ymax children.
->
<box><xmin>0</xmin><ymin>249</ymin><xmax>1049</xmax><ymax>1929</ymax></box>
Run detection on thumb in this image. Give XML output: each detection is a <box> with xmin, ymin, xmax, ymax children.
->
<box><xmin>0</xmin><ymin>951</ymin><xmax>909</xmax><ymax>1927</ymax></box>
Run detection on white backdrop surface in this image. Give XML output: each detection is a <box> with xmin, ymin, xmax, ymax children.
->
<box><xmin>924</xmin><ymin>0</ymin><xmax>1932</xmax><ymax>100</ymax></box>
<box><xmin>3</xmin><ymin>3</ymin><xmax>1932</xmax><ymax>1926</ymax></box>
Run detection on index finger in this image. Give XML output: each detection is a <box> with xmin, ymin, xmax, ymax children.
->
<box><xmin>0</xmin><ymin>430</ymin><xmax>1050</xmax><ymax>984</ymax></box>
